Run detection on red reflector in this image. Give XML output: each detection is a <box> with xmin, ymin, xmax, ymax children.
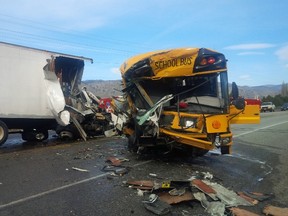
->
<box><xmin>207</xmin><ymin>57</ymin><xmax>216</xmax><ymax>64</ymax></box>
<box><xmin>200</xmin><ymin>58</ymin><xmax>207</xmax><ymax>65</ymax></box>
<box><xmin>212</xmin><ymin>120</ymin><xmax>221</xmax><ymax>129</ymax></box>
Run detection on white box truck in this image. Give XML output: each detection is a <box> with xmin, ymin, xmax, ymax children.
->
<box><xmin>0</xmin><ymin>42</ymin><xmax>95</xmax><ymax>145</ymax></box>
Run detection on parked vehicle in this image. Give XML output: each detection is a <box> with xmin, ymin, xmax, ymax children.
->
<box><xmin>281</xmin><ymin>103</ymin><xmax>288</xmax><ymax>111</ymax></box>
<box><xmin>111</xmin><ymin>48</ymin><xmax>260</xmax><ymax>157</ymax></box>
<box><xmin>261</xmin><ymin>102</ymin><xmax>275</xmax><ymax>112</ymax></box>
<box><xmin>0</xmin><ymin>42</ymin><xmax>112</xmax><ymax>145</ymax></box>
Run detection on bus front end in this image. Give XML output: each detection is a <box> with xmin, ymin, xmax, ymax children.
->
<box><xmin>112</xmin><ymin>48</ymin><xmax>260</xmax><ymax>157</ymax></box>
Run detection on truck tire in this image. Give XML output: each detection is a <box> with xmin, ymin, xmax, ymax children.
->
<box><xmin>22</xmin><ymin>130</ymin><xmax>49</xmax><ymax>142</ymax></box>
<box><xmin>0</xmin><ymin>120</ymin><xmax>9</xmax><ymax>145</ymax></box>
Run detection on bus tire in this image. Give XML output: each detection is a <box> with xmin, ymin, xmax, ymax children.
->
<box><xmin>0</xmin><ymin>120</ymin><xmax>9</xmax><ymax>145</ymax></box>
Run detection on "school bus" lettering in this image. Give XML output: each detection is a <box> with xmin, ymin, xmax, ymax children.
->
<box><xmin>154</xmin><ymin>57</ymin><xmax>193</xmax><ymax>70</ymax></box>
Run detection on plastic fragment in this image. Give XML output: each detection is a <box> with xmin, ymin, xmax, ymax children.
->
<box><xmin>71</xmin><ymin>167</ymin><xmax>89</xmax><ymax>172</ymax></box>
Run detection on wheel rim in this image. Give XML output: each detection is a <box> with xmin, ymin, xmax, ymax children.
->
<box><xmin>0</xmin><ymin>127</ymin><xmax>4</xmax><ymax>140</ymax></box>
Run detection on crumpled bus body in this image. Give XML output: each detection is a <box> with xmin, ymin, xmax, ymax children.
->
<box><xmin>112</xmin><ymin>48</ymin><xmax>260</xmax><ymax>156</ymax></box>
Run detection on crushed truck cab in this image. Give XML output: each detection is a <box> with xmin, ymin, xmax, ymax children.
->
<box><xmin>112</xmin><ymin>48</ymin><xmax>260</xmax><ymax>156</ymax></box>
<box><xmin>0</xmin><ymin>42</ymin><xmax>112</xmax><ymax>145</ymax></box>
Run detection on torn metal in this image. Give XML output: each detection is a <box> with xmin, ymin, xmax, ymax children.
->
<box><xmin>111</xmin><ymin>47</ymin><xmax>260</xmax><ymax>158</ymax></box>
<box><xmin>124</xmin><ymin>173</ymin><xmax>277</xmax><ymax>216</ymax></box>
<box><xmin>0</xmin><ymin>42</ymin><xmax>116</xmax><ymax>145</ymax></box>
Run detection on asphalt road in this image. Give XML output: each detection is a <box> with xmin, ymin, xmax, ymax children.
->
<box><xmin>0</xmin><ymin>111</ymin><xmax>287</xmax><ymax>216</ymax></box>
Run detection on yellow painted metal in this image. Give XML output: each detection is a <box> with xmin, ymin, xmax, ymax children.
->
<box><xmin>229</xmin><ymin>104</ymin><xmax>260</xmax><ymax>124</ymax></box>
<box><xmin>205</xmin><ymin>114</ymin><xmax>229</xmax><ymax>133</ymax></box>
<box><xmin>120</xmin><ymin>48</ymin><xmax>226</xmax><ymax>78</ymax></box>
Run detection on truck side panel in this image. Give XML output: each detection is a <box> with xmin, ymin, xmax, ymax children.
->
<box><xmin>0</xmin><ymin>43</ymin><xmax>65</xmax><ymax>120</ymax></box>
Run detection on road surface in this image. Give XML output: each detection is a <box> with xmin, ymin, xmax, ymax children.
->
<box><xmin>0</xmin><ymin>111</ymin><xmax>287</xmax><ymax>215</ymax></box>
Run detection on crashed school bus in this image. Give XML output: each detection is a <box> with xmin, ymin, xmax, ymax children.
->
<box><xmin>112</xmin><ymin>48</ymin><xmax>260</xmax><ymax>156</ymax></box>
<box><xmin>0</xmin><ymin>42</ymin><xmax>112</xmax><ymax>145</ymax></box>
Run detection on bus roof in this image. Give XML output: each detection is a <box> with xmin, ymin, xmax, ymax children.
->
<box><xmin>120</xmin><ymin>48</ymin><xmax>227</xmax><ymax>81</ymax></box>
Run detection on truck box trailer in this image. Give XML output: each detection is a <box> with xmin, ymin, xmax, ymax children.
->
<box><xmin>0</xmin><ymin>41</ymin><xmax>95</xmax><ymax>145</ymax></box>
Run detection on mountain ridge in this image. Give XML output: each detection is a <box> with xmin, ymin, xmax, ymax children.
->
<box><xmin>82</xmin><ymin>80</ymin><xmax>281</xmax><ymax>99</ymax></box>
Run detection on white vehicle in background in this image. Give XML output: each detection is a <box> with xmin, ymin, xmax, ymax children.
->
<box><xmin>0</xmin><ymin>42</ymin><xmax>112</xmax><ymax>146</ymax></box>
<box><xmin>260</xmin><ymin>102</ymin><xmax>275</xmax><ymax>112</ymax></box>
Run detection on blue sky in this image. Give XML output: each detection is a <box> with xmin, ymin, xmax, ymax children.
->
<box><xmin>1</xmin><ymin>0</ymin><xmax>287</xmax><ymax>86</ymax></box>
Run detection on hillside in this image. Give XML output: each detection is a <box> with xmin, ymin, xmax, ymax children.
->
<box><xmin>82</xmin><ymin>80</ymin><xmax>281</xmax><ymax>99</ymax></box>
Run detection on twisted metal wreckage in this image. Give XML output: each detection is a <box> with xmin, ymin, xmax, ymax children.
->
<box><xmin>110</xmin><ymin>47</ymin><xmax>260</xmax><ymax>157</ymax></box>
<box><xmin>0</xmin><ymin>43</ymin><xmax>260</xmax><ymax>159</ymax></box>
<box><xmin>0</xmin><ymin>42</ymin><xmax>114</xmax><ymax>145</ymax></box>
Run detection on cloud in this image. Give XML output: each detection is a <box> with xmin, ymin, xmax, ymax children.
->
<box><xmin>275</xmin><ymin>45</ymin><xmax>288</xmax><ymax>61</ymax></box>
<box><xmin>111</xmin><ymin>67</ymin><xmax>120</xmax><ymax>75</ymax></box>
<box><xmin>224</xmin><ymin>43</ymin><xmax>276</xmax><ymax>50</ymax></box>
<box><xmin>0</xmin><ymin>0</ymin><xmax>136</xmax><ymax>31</ymax></box>
<box><xmin>239</xmin><ymin>75</ymin><xmax>252</xmax><ymax>81</ymax></box>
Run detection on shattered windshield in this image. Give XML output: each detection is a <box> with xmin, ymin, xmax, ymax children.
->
<box><xmin>129</xmin><ymin>72</ymin><xmax>229</xmax><ymax>114</ymax></box>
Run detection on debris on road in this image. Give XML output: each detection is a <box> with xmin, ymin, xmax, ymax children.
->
<box><xmin>102</xmin><ymin>156</ymin><xmax>130</xmax><ymax>176</ymax></box>
<box><xmin>263</xmin><ymin>205</ymin><xmax>288</xmax><ymax>216</ymax></box>
<box><xmin>124</xmin><ymin>172</ymin><xmax>281</xmax><ymax>216</ymax></box>
<box><xmin>106</xmin><ymin>156</ymin><xmax>129</xmax><ymax>166</ymax></box>
<box><xmin>237</xmin><ymin>192</ymin><xmax>259</xmax><ymax>205</ymax></box>
<box><xmin>125</xmin><ymin>180</ymin><xmax>154</xmax><ymax>190</ymax></box>
<box><xmin>242</xmin><ymin>191</ymin><xmax>273</xmax><ymax>201</ymax></box>
<box><xmin>71</xmin><ymin>167</ymin><xmax>89</xmax><ymax>172</ymax></box>
<box><xmin>158</xmin><ymin>190</ymin><xmax>194</xmax><ymax>204</ymax></box>
<box><xmin>192</xmin><ymin>179</ymin><xmax>217</xmax><ymax>200</ymax></box>
<box><xmin>229</xmin><ymin>207</ymin><xmax>260</xmax><ymax>216</ymax></box>
<box><xmin>142</xmin><ymin>194</ymin><xmax>171</xmax><ymax>215</ymax></box>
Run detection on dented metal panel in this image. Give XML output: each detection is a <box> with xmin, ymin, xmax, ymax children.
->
<box><xmin>0</xmin><ymin>41</ymin><xmax>104</xmax><ymax>144</ymax></box>
<box><xmin>113</xmin><ymin>47</ymin><xmax>260</xmax><ymax>157</ymax></box>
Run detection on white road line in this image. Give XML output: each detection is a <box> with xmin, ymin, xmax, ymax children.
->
<box><xmin>234</xmin><ymin>121</ymin><xmax>288</xmax><ymax>138</ymax></box>
<box><xmin>0</xmin><ymin>160</ymin><xmax>152</xmax><ymax>210</ymax></box>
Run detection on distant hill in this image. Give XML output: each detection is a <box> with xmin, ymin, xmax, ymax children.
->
<box><xmin>82</xmin><ymin>80</ymin><xmax>123</xmax><ymax>98</ymax></box>
<box><xmin>82</xmin><ymin>80</ymin><xmax>281</xmax><ymax>99</ymax></box>
<box><xmin>238</xmin><ymin>85</ymin><xmax>281</xmax><ymax>98</ymax></box>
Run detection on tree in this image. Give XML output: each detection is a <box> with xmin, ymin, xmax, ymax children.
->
<box><xmin>281</xmin><ymin>81</ymin><xmax>288</xmax><ymax>97</ymax></box>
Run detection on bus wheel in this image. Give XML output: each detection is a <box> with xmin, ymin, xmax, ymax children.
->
<box><xmin>0</xmin><ymin>120</ymin><xmax>9</xmax><ymax>145</ymax></box>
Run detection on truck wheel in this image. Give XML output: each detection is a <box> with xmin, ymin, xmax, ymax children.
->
<box><xmin>22</xmin><ymin>130</ymin><xmax>49</xmax><ymax>142</ymax></box>
<box><xmin>58</xmin><ymin>130</ymin><xmax>75</xmax><ymax>140</ymax></box>
<box><xmin>0</xmin><ymin>120</ymin><xmax>9</xmax><ymax>145</ymax></box>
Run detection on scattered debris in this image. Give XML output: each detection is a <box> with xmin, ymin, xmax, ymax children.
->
<box><xmin>114</xmin><ymin>167</ymin><xmax>128</xmax><ymax>176</ymax></box>
<box><xmin>158</xmin><ymin>191</ymin><xmax>194</xmax><ymax>205</ymax></box>
<box><xmin>137</xmin><ymin>189</ymin><xmax>145</xmax><ymax>197</ymax></box>
<box><xmin>106</xmin><ymin>156</ymin><xmax>122</xmax><ymax>166</ymax></box>
<box><xmin>230</xmin><ymin>207</ymin><xmax>260</xmax><ymax>216</ymax></box>
<box><xmin>263</xmin><ymin>205</ymin><xmax>288</xmax><ymax>216</ymax></box>
<box><xmin>149</xmin><ymin>173</ymin><xmax>158</xmax><ymax>177</ymax></box>
<box><xmin>124</xmin><ymin>173</ymin><xmax>281</xmax><ymax>215</ymax></box>
<box><xmin>206</xmin><ymin>201</ymin><xmax>226</xmax><ymax>216</ymax></box>
<box><xmin>102</xmin><ymin>156</ymin><xmax>130</xmax><ymax>176</ymax></box>
<box><xmin>237</xmin><ymin>192</ymin><xmax>259</xmax><ymax>205</ymax></box>
<box><xmin>71</xmin><ymin>167</ymin><xmax>89</xmax><ymax>172</ymax></box>
<box><xmin>143</xmin><ymin>194</ymin><xmax>171</xmax><ymax>215</ymax></box>
<box><xmin>192</xmin><ymin>179</ymin><xmax>217</xmax><ymax>200</ymax></box>
<box><xmin>168</xmin><ymin>188</ymin><xmax>186</xmax><ymax>196</ymax></box>
<box><xmin>242</xmin><ymin>191</ymin><xmax>273</xmax><ymax>201</ymax></box>
<box><xmin>202</xmin><ymin>171</ymin><xmax>213</xmax><ymax>180</ymax></box>
<box><xmin>203</xmin><ymin>180</ymin><xmax>253</xmax><ymax>207</ymax></box>
<box><xmin>125</xmin><ymin>180</ymin><xmax>154</xmax><ymax>190</ymax></box>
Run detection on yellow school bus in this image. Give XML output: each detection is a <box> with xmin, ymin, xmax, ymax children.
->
<box><xmin>112</xmin><ymin>48</ymin><xmax>260</xmax><ymax>156</ymax></box>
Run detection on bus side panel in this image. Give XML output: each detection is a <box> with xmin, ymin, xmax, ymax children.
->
<box><xmin>230</xmin><ymin>105</ymin><xmax>260</xmax><ymax>124</ymax></box>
